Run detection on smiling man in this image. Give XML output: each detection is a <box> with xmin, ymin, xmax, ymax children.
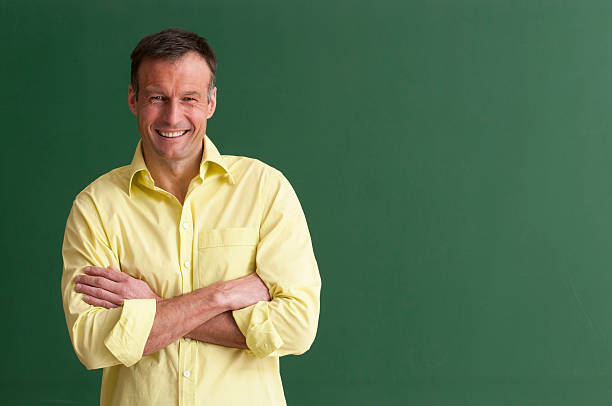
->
<box><xmin>60</xmin><ymin>28</ymin><xmax>321</xmax><ymax>406</ymax></box>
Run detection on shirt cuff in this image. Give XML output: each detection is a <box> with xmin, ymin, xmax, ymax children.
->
<box><xmin>104</xmin><ymin>298</ymin><xmax>156</xmax><ymax>367</ymax></box>
<box><xmin>233</xmin><ymin>301</ymin><xmax>284</xmax><ymax>358</ymax></box>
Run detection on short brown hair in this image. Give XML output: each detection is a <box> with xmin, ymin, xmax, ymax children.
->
<box><xmin>130</xmin><ymin>28</ymin><xmax>217</xmax><ymax>100</ymax></box>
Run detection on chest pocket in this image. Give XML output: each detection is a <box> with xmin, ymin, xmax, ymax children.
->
<box><xmin>195</xmin><ymin>228</ymin><xmax>259</xmax><ymax>288</ymax></box>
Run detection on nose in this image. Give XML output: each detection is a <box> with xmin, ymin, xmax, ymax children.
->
<box><xmin>162</xmin><ymin>99</ymin><xmax>181</xmax><ymax>126</ymax></box>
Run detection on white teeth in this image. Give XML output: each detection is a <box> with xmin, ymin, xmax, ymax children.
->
<box><xmin>157</xmin><ymin>130</ymin><xmax>188</xmax><ymax>138</ymax></box>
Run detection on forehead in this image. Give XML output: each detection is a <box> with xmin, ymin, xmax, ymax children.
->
<box><xmin>137</xmin><ymin>52</ymin><xmax>212</xmax><ymax>92</ymax></box>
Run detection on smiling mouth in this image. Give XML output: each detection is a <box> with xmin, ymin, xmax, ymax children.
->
<box><xmin>155</xmin><ymin>129</ymin><xmax>189</xmax><ymax>138</ymax></box>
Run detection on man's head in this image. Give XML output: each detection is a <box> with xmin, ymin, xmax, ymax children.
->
<box><xmin>128</xmin><ymin>29</ymin><xmax>218</xmax><ymax>169</ymax></box>
<box><xmin>130</xmin><ymin>28</ymin><xmax>217</xmax><ymax>102</ymax></box>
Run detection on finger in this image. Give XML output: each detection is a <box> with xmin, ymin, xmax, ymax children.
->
<box><xmin>108</xmin><ymin>266</ymin><xmax>130</xmax><ymax>282</ymax></box>
<box><xmin>83</xmin><ymin>295</ymin><xmax>119</xmax><ymax>309</ymax></box>
<box><xmin>75</xmin><ymin>283</ymin><xmax>124</xmax><ymax>306</ymax></box>
<box><xmin>76</xmin><ymin>274</ymin><xmax>120</xmax><ymax>294</ymax></box>
<box><xmin>84</xmin><ymin>266</ymin><xmax>125</xmax><ymax>282</ymax></box>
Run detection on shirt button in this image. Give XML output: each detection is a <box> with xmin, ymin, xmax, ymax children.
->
<box><xmin>184</xmin><ymin>260</ymin><xmax>191</xmax><ymax>268</ymax></box>
<box><xmin>182</xmin><ymin>222</ymin><xmax>190</xmax><ymax>230</ymax></box>
<box><xmin>183</xmin><ymin>371</ymin><xmax>191</xmax><ymax>378</ymax></box>
<box><xmin>185</xmin><ymin>337</ymin><xmax>192</xmax><ymax>343</ymax></box>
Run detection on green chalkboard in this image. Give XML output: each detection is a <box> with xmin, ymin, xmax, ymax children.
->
<box><xmin>3</xmin><ymin>0</ymin><xmax>612</xmax><ymax>404</ymax></box>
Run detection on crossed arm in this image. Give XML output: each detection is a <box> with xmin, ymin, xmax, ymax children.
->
<box><xmin>74</xmin><ymin>266</ymin><xmax>270</xmax><ymax>353</ymax></box>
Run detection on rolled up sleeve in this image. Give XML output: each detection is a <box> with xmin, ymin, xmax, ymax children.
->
<box><xmin>233</xmin><ymin>170</ymin><xmax>321</xmax><ymax>358</ymax></box>
<box><xmin>61</xmin><ymin>194</ymin><xmax>156</xmax><ymax>369</ymax></box>
<box><xmin>104</xmin><ymin>299</ymin><xmax>156</xmax><ymax>366</ymax></box>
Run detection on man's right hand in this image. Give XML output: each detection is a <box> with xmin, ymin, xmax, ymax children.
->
<box><xmin>214</xmin><ymin>273</ymin><xmax>271</xmax><ymax>310</ymax></box>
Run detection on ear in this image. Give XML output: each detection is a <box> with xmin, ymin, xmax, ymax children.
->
<box><xmin>128</xmin><ymin>84</ymin><xmax>138</xmax><ymax>115</ymax></box>
<box><xmin>207</xmin><ymin>86</ymin><xmax>217</xmax><ymax>119</ymax></box>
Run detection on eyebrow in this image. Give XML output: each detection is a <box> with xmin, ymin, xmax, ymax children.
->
<box><xmin>182</xmin><ymin>91</ymin><xmax>202</xmax><ymax>98</ymax></box>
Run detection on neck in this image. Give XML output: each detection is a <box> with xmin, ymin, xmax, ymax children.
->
<box><xmin>143</xmin><ymin>147</ymin><xmax>204</xmax><ymax>205</ymax></box>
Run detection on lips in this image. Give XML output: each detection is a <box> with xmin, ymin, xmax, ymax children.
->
<box><xmin>155</xmin><ymin>129</ymin><xmax>189</xmax><ymax>138</ymax></box>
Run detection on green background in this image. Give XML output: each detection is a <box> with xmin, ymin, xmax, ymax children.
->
<box><xmin>3</xmin><ymin>0</ymin><xmax>612</xmax><ymax>404</ymax></box>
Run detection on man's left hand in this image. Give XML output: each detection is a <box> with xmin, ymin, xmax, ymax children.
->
<box><xmin>74</xmin><ymin>266</ymin><xmax>161</xmax><ymax>308</ymax></box>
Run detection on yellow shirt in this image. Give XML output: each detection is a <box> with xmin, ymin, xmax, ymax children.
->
<box><xmin>61</xmin><ymin>136</ymin><xmax>321</xmax><ymax>406</ymax></box>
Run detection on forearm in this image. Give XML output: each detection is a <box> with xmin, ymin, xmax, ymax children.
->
<box><xmin>143</xmin><ymin>273</ymin><xmax>267</xmax><ymax>355</ymax></box>
<box><xmin>185</xmin><ymin>312</ymin><xmax>247</xmax><ymax>349</ymax></box>
<box><xmin>143</xmin><ymin>285</ymin><xmax>229</xmax><ymax>355</ymax></box>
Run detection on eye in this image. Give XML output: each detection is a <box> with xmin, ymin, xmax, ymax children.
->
<box><xmin>150</xmin><ymin>96</ymin><xmax>164</xmax><ymax>103</ymax></box>
<box><xmin>183</xmin><ymin>97</ymin><xmax>197</xmax><ymax>102</ymax></box>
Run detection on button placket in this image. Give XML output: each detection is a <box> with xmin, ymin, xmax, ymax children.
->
<box><xmin>177</xmin><ymin>209</ymin><xmax>195</xmax><ymax>406</ymax></box>
<box><xmin>178</xmin><ymin>210</ymin><xmax>194</xmax><ymax>294</ymax></box>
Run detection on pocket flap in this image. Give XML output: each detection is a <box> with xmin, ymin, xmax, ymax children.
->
<box><xmin>199</xmin><ymin>228</ymin><xmax>259</xmax><ymax>248</ymax></box>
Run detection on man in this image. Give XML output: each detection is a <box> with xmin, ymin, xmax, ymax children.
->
<box><xmin>61</xmin><ymin>28</ymin><xmax>321</xmax><ymax>406</ymax></box>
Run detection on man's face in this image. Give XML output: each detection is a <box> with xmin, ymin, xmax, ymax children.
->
<box><xmin>128</xmin><ymin>51</ymin><xmax>216</xmax><ymax>167</ymax></box>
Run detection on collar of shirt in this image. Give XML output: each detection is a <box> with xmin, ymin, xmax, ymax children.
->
<box><xmin>127</xmin><ymin>135</ymin><xmax>236</xmax><ymax>196</ymax></box>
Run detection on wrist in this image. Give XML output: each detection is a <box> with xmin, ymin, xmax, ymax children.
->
<box><xmin>204</xmin><ymin>282</ymin><xmax>234</xmax><ymax>312</ymax></box>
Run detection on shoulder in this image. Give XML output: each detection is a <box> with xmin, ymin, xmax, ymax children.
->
<box><xmin>223</xmin><ymin>155</ymin><xmax>301</xmax><ymax>210</ymax></box>
<box><xmin>73</xmin><ymin>165</ymin><xmax>131</xmax><ymax>206</ymax></box>
<box><xmin>222</xmin><ymin>155</ymin><xmax>286</xmax><ymax>186</ymax></box>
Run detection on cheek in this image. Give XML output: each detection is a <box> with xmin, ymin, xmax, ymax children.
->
<box><xmin>138</xmin><ymin>107</ymin><xmax>159</xmax><ymax>126</ymax></box>
<box><xmin>187</xmin><ymin>112</ymin><xmax>207</xmax><ymax>128</ymax></box>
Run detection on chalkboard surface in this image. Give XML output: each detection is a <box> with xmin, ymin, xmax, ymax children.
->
<box><xmin>3</xmin><ymin>0</ymin><xmax>612</xmax><ymax>404</ymax></box>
